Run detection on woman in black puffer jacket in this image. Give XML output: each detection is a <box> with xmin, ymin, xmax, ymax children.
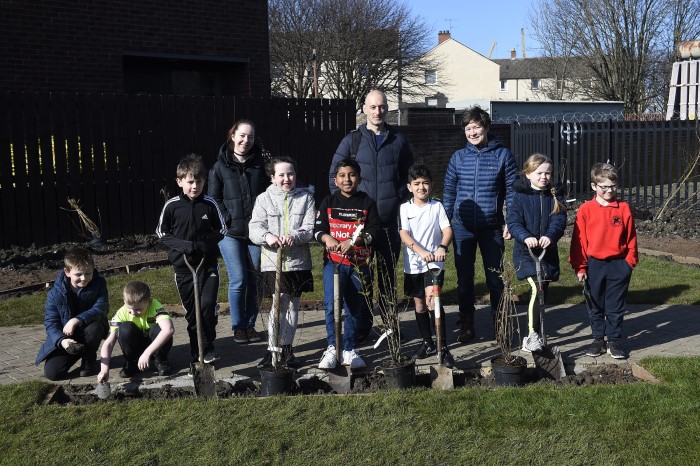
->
<box><xmin>208</xmin><ymin>119</ymin><xmax>267</xmax><ymax>344</ymax></box>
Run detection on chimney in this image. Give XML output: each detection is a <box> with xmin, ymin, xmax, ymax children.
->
<box><xmin>510</xmin><ymin>48</ymin><xmax>517</xmax><ymax>60</ymax></box>
<box><xmin>438</xmin><ymin>30</ymin><xmax>451</xmax><ymax>44</ymax></box>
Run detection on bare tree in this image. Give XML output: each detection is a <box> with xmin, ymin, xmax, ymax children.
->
<box><xmin>530</xmin><ymin>0</ymin><xmax>700</xmax><ymax>113</ymax></box>
<box><xmin>269</xmin><ymin>0</ymin><xmax>440</xmax><ymax>110</ymax></box>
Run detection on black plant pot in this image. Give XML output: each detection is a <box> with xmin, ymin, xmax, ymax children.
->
<box><xmin>260</xmin><ymin>367</ymin><xmax>294</xmax><ymax>396</ymax></box>
<box><xmin>491</xmin><ymin>356</ymin><xmax>527</xmax><ymax>387</ymax></box>
<box><xmin>382</xmin><ymin>359</ymin><xmax>416</xmax><ymax>389</ymax></box>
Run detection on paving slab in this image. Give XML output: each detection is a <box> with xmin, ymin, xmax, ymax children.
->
<box><xmin>2</xmin><ymin>304</ymin><xmax>699</xmax><ymax>387</ymax></box>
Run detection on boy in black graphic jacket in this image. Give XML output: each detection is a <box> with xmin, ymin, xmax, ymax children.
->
<box><xmin>156</xmin><ymin>154</ymin><xmax>227</xmax><ymax>370</ymax></box>
<box><xmin>313</xmin><ymin>158</ymin><xmax>380</xmax><ymax>370</ymax></box>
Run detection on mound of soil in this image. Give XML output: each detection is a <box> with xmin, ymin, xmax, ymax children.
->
<box><xmin>47</xmin><ymin>364</ymin><xmax>643</xmax><ymax>405</ymax></box>
<box><xmin>633</xmin><ymin>206</ymin><xmax>700</xmax><ymax>240</ymax></box>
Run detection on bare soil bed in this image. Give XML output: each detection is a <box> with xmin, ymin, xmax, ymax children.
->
<box><xmin>1</xmin><ymin>210</ymin><xmax>698</xmax><ymax>295</ymax></box>
<box><xmin>47</xmin><ymin>363</ymin><xmax>643</xmax><ymax>404</ymax></box>
<box><xmin>0</xmin><ymin>235</ymin><xmax>168</xmax><ymax>293</ymax></box>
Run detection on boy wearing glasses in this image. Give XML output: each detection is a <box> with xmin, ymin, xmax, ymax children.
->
<box><xmin>569</xmin><ymin>163</ymin><xmax>638</xmax><ymax>359</ymax></box>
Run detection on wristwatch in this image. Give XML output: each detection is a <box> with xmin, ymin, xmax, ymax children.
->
<box><xmin>437</xmin><ymin>244</ymin><xmax>449</xmax><ymax>252</ymax></box>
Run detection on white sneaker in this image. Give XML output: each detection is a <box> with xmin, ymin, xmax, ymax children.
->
<box><xmin>342</xmin><ymin>349</ymin><xmax>366</xmax><ymax>369</ymax></box>
<box><xmin>318</xmin><ymin>346</ymin><xmax>337</xmax><ymax>370</ymax></box>
<box><xmin>522</xmin><ymin>332</ymin><xmax>544</xmax><ymax>353</ymax></box>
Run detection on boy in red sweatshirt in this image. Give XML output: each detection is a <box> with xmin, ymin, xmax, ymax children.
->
<box><xmin>569</xmin><ymin>163</ymin><xmax>638</xmax><ymax>359</ymax></box>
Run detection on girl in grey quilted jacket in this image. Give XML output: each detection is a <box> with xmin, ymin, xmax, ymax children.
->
<box><xmin>249</xmin><ymin>156</ymin><xmax>315</xmax><ymax>368</ymax></box>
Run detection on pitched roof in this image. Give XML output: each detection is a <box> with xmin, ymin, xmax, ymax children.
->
<box><xmin>493</xmin><ymin>57</ymin><xmax>592</xmax><ymax>80</ymax></box>
<box><xmin>493</xmin><ymin>57</ymin><xmax>552</xmax><ymax>79</ymax></box>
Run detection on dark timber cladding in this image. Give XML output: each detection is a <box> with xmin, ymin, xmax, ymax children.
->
<box><xmin>0</xmin><ymin>92</ymin><xmax>355</xmax><ymax>248</ymax></box>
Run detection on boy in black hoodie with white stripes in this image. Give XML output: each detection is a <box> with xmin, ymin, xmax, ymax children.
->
<box><xmin>156</xmin><ymin>154</ymin><xmax>227</xmax><ymax>372</ymax></box>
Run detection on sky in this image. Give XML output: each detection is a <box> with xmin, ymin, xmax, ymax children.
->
<box><xmin>404</xmin><ymin>0</ymin><xmax>541</xmax><ymax>59</ymax></box>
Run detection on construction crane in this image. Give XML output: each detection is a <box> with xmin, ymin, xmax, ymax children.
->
<box><xmin>488</xmin><ymin>41</ymin><xmax>497</xmax><ymax>59</ymax></box>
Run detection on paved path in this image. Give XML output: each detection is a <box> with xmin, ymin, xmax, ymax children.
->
<box><xmin>2</xmin><ymin>304</ymin><xmax>699</xmax><ymax>386</ymax></box>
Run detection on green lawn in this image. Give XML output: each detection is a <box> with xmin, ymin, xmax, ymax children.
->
<box><xmin>1</xmin><ymin>356</ymin><xmax>699</xmax><ymax>464</ymax></box>
<box><xmin>2</xmin><ymin>242</ymin><xmax>698</xmax><ymax>327</ymax></box>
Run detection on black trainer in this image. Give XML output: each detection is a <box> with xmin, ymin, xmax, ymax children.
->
<box><xmin>413</xmin><ymin>341</ymin><xmax>437</xmax><ymax>360</ymax></box>
<box><xmin>282</xmin><ymin>345</ymin><xmax>301</xmax><ymax>368</ymax></box>
<box><xmin>155</xmin><ymin>359</ymin><xmax>171</xmax><ymax>376</ymax></box>
<box><xmin>607</xmin><ymin>341</ymin><xmax>627</xmax><ymax>359</ymax></box>
<box><xmin>119</xmin><ymin>360</ymin><xmax>136</xmax><ymax>378</ymax></box>
<box><xmin>441</xmin><ymin>348</ymin><xmax>456</xmax><ymax>369</ymax></box>
<box><xmin>257</xmin><ymin>351</ymin><xmax>273</xmax><ymax>369</ymax></box>
<box><xmin>203</xmin><ymin>351</ymin><xmax>219</xmax><ymax>364</ymax></box>
<box><xmin>79</xmin><ymin>356</ymin><xmax>96</xmax><ymax>377</ymax></box>
<box><xmin>585</xmin><ymin>339</ymin><xmax>607</xmax><ymax>357</ymax></box>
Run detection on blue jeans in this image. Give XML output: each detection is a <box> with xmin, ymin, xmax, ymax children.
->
<box><xmin>219</xmin><ymin>236</ymin><xmax>261</xmax><ymax>330</ymax></box>
<box><xmin>323</xmin><ymin>259</ymin><xmax>371</xmax><ymax>351</ymax></box>
<box><xmin>453</xmin><ymin>224</ymin><xmax>505</xmax><ymax>316</ymax></box>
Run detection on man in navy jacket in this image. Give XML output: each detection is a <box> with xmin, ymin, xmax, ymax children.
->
<box><xmin>329</xmin><ymin>90</ymin><xmax>414</xmax><ymax>341</ymax></box>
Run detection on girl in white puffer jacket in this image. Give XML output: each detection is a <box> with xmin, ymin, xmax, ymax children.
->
<box><xmin>249</xmin><ymin>156</ymin><xmax>315</xmax><ymax>369</ymax></box>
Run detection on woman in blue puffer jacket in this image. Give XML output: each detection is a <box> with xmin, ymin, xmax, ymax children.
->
<box><xmin>443</xmin><ymin>106</ymin><xmax>518</xmax><ymax>342</ymax></box>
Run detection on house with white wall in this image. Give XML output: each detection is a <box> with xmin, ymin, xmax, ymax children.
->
<box><xmin>398</xmin><ymin>31</ymin><xmax>594</xmax><ymax>114</ymax></box>
<box><xmin>397</xmin><ymin>31</ymin><xmax>499</xmax><ymax>110</ymax></box>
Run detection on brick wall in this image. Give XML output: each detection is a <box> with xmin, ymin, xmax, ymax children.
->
<box><xmin>0</xmin><ymin>0</ymin><xmax>270</xmax><ymax>95</ymax></box>
<box><xmin>400</xmin><ymin>124</ymin><xmax>513</xmax><ymax>198</ymax></box>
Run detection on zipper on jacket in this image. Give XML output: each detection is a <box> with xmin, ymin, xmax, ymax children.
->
<box><xmin>539</xmin><ymin>190</ymin><xmax>544</xmax><ymax>239</ymax></box>
<box><xmin>473</xmin><ymin>149</ymin><xmax>481</xmax><ymax>226</ymax></box>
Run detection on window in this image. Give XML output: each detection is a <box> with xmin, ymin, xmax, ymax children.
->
<box><xmin>425</xmin><ymin>70</ymin><xmax>437</xmax><ymax>85</ymax></box>
<box><xmin>500</xmin><ymin>80</ymin><xmax>508</xmax><ymax>92</ymax></box>
<box><xmin>427</xmin><ymin>98</ymin><xmax>438</xmax><ymax>107</ymax></box>
<box><xmin>531</xmin><ymin>78</ymin><xmax>541</xmax><ymax>90</ymax></box>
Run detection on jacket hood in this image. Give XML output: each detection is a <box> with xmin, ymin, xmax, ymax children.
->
<box><xmin>513</xmin><ymin>178</ymin><xmax>566</xmax><ymax>196</ymax></box>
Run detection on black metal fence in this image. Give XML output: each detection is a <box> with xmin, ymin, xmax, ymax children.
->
<box><xmin>510</xmin><ymin>120</ymin><xmax>700</xmax><ymax>208</ymax></box>
<box><xmin>0</xmin><ymin>92</ymin><xmax>355</xmax><ymax>248</ymax></box>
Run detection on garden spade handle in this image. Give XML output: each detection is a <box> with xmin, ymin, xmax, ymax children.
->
<box><xmin>527</xmin><ymin>247</ymin><xmax>547</xmax><ymax>345</ymax></box>
<box><xmin>428</xmin><ymin>262</ymin><xmax>444</xmax><ymax>365</ymax></box>
<box><xmin>184</xmin><ymin>255</ymin><xmax>205</xmax><ymax>364</ymax></box>
<box><xmin>334</xmin><ymin>259</ymin><xmax>342</xmax><ymax>364</ymax></box>
<box><xmin>272</xmin><ymin>247</ymin><xmax>284</xmax><ymax>368</ymax></box>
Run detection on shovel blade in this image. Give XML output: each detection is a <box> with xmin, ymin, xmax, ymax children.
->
<box><xmin>533</xmin><ymin>345</ymin><xmax>566</xmax><ymax>380</ymax></box>
<box><xmin>192</xmin><ymin>362</ymin><xmax>217</xmax><ymax>398</ymax></box>
<box><xmin>96</xmin><ymin>381</ymin><xmax>111</xmax><ymax>400</ymax></box>
<box><xmin>328</xmin><ymin>366</ymin><xmax>353</xmax><ymax>394</ymax></box>
<box><xmin>430</xmin><ymin>365</ymin><xmax>454</xmax><ymax>390</ymax></box>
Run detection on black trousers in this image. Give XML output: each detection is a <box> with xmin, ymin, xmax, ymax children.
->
<box><xmin>43</xmin><ymin>319</ymin><xmax>108</xmax><ymax>381</ymax></box>
<box><xmin>117</xmin><ymin>321</ymin><xmax>173</xmax><ymax>363</ymax></box>
<box><xmin>586</xmin><ymin>257</ymin><xmax>632</xmax><ymax>341</ymax></box>
<box><xmin>175</xmin><ymin>266</ymin><xmax>220</xmax><ymax>359</ymax></box>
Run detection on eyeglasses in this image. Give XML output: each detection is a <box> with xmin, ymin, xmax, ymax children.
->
<box><xmin>596</xmin><ymin>184</ymin><xmax>617</xmax><ymax>191</ymax></box>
